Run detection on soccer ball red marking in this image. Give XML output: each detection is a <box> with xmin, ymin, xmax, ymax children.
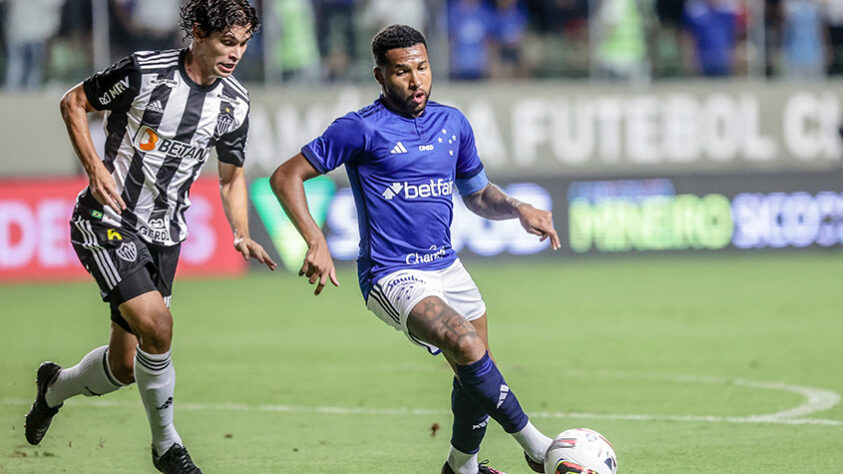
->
<box><xmin>545</xmin><ymin>428</ymin><xmax>617</xmax><ymax>474</ymax></box>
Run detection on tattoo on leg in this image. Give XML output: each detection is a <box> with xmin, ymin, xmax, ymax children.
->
<box><xmin>409</xmin><ymin>297</ymin><xmax>481</xmax><ymax>354</ymax></box>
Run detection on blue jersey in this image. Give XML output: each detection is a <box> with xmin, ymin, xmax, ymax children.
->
<box><xmin>302</xmin><ymin>98</ymin><xmax>489</xmax><ymax>299</ymax></box>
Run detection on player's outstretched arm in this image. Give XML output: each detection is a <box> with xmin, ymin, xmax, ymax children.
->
<box><xmin>219</xmin><ymin>162</ymin><xmax>277</xmax><ymax>270</ymax></box>
<box><xmin>60</xmin><ymin>83</ymin><xmax>127</xmax><ymax>214</ymax></box>
<box><xmin>269</xmin><ymin>153</ymin><xmax>340</xmax><ymax>295</ymax></box>
<box><xmin>463</xmin><ymin>183</ymin><xmax>561</xmax><ymax>250</ymax></box>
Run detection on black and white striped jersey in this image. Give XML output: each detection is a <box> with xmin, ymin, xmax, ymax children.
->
<box><xmin>77</xmin><ymin>48</ymin><xmax>250</xmax><ymax>246</ymax></box>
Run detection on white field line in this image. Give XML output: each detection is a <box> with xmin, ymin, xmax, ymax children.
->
<box><xmin>3</xmin><ymin>397</ymin><xmax>842</xmax><ymax>427</ymax></box>
<box><xmin>4</xmin><ymin>373</ymin><xmax>841</xmax><ymax>427</ymax></box>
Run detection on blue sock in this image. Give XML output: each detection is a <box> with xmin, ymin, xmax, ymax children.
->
<box><xmin>450</xmin><ymin>376</ymin><xmax>489</xmax><ymax>454</ymax></box>
<box><xmin>455</xmin><ymin>352</ymin><xmax>528</xmax><ymax>434</ymax></box>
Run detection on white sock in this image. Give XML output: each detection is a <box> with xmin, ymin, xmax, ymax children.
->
<box><xmin>134</xmin><ymin>346</ymin><xmax>182</xmax><ymax>455</ymax></box>
<box><xmin>45</xmin><ymin>346</ymin><xmax>125</xmax><ymax>408</ymax></box>
<box><xmin>447</xmin><ymin>445</ymin><xmax>479</xmax><ymax>474</ymax></box>
<box><xmin>512</xmin><ymin>421</ymin><xmax>552</xmax><ymax>463</ymax></box>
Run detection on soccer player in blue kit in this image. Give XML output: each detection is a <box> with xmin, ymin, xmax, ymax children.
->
<box><xmin>270</xmin><ymin>25</ymin><xmax>561</xmax><ymax>474</ymax></box>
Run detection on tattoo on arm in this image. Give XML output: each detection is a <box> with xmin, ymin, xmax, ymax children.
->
<box><xmin>463</xmin><ymin>183</ymin><xmax>523</xmax><ymax>220</ymax></box>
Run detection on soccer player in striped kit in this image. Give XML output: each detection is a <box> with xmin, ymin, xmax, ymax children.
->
<box><xmin>24</xmin><ymin>1</ymin><xmax>275</xmax><ymax>472</ymax></box>
<box><xmin>271</xmin><ymin>25</ymin><xmax>561</xmax><ymax>474</ymax></box>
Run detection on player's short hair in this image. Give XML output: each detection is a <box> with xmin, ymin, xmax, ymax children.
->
<box><xmin>179</xmin><ymin>0</ymin><xmax>261</xmax><ymax>39</ymax></box>
<box><xmin>371</xmin><ymin>25</ymin><xmax>428</xmax><ymax>67</ymax></box>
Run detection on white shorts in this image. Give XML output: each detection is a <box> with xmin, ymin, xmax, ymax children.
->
<box><xmin>365</xmin><ymin>259</ymin><xmax>486</xmax><ymax>355</ymax></box>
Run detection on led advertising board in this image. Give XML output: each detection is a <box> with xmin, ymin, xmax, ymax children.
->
<box><xmin>0</xmin><ymin>177</ymin><xmax>246</xmax><ymax>282</ymax></box>
<box><xmin>248</xmin><ymin>170</ymin><xmax>843</xmax><ymax>270</ymax></box>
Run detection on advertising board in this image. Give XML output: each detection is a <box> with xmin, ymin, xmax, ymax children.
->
<box><xmin>0</xmin><ymin>177</ymin><xmax>246</xmax><ymax>282</ymax></box>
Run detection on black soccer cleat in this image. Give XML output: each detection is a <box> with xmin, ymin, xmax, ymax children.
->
<box><xmin>24</xmin><ymin>361</ymin><xmax>63</xmax><ymax>445</ymax></box>
<box><xmin>152</xmin><ymin>444</ymin><xmax>203</xmax><ymax>474</ymax></box>
<box><xmin>441</xmin><ymin>459</ymin><xmax>506</xmax><ymax>474</ymax></box>
<box><xmin>525</xmin><ymin>451</ymin><xmax>546</xmax><ymax>473</ymax></box>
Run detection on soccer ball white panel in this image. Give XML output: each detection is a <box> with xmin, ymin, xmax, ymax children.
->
<box><xmin>544</xmin><ymin>428</ymin><xmax>618</xmax><ymax>474</ymax></box>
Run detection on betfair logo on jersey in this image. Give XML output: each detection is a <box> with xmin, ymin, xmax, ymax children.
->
<box><xmin>134</xmin><ymin>126</ymin><xmax>203</xmax><ymax>159</ymax></box>
<box><xmin>381</xmin><ymin>179</ymin><xmax>454</xmax><ymax>200</ymax></box>
<box><xmin>98</xmin><ymin>77</ymin><xmax>130</xmax><ymax>106</ymax></box>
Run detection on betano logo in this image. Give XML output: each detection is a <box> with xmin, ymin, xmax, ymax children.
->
<box><xmin>138</xmin><ymin>127</ymin><xmax>159</xmax><ymax>151</ymax></box>
<box><xmin>134</xmin><ymin>126</ymin><xmax>203</xmax><ymax>159</ymax></box>
<box><xmin>250</xmin><ymin>176</ymin><xmax>336</xmax><ymax>273</ymax></box>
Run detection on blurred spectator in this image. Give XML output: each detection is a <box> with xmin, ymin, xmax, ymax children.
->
<box><xmin>524</xmin><ymin>0</ymin><xmax>588</xmax><ymax>32</ymax></box>
<box><xmin>593</xmin><ymin>0</ymin><xmax>649</xmax><ymax>82</ymax></box>
<box><xmin>682</xmin><ymin>0</ymin><xmax>740</xmax><ymax>76</ymax></box>
<box><xmin>360</xmin><ymin>0</ymin><xmax>427</xmax><ymax>34</ymax></box>
<box><xmin>781</xmin><ymin>0</ymin><xmax>825</xmax><ymax>79</ymax></box>
<box><xmin>653</xmin><ymin>0</ymin><xmax>686</xmax><ymax>76</ymax></box>
<box><xmin>447</xmin><ymin>0</ymin><xmax>495</xmax><ymax>80</ymax></box>
<box><xmin>50</xmin><ymin>0</ymin><xmax>93</xmax><ymax>82</ymax></box>
<box><xmin>108</xmin><ymin>0</ymin><xmax>139</xmax><ymax>59</ymax></box>
<box><xmin>488</xmin><ymin>0</ymin><xmax>529</xmax><ymax>79</ymax></box>
<box><xmin>271</xmin><ymin>0</ymin><xmax>320</xmax><ymax>82</ymax></box>
<box><xmin>313</xmin><ymin>0</ymin><xmax>358</xmax><ymax>81</ymax></box>
<box><xmin>764</xmin><ymin>0</ymin><xmax>783</xmax><ymax>75</ymax></box>
<box><xmin>523</xmin><ymin>0</ymin><xmax>590</xmax><ymax>77</ymax></box>
<box><xmin>826</xmin><ymin>0</ymin><xmax>843</xmax><ymax>75</ymax></box>
<box><xmin>113</xmin><ymin>0</ymin><xmax>180</xmax><ymax>52</ymax></box>
<box><xmin>3</xmin><ymin>0</ymin><xmax>63</xmax><ymax>90</ymax></box>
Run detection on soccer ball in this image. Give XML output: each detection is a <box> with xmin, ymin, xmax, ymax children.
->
<box><xmin>544</xmin><ymin>428</ymin><xmax>618</xmax><ymax>474</ymax></box>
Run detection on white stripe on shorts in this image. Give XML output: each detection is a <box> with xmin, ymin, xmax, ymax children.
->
<box><xmin>73</xmin><ymin>219</ymin><xmax>119</xmax><ymax>289</ymax></box>
<box><xmin>368</xmin><ymin>286</ymin><xmax>400</xmax><ymax>323</ymax></box>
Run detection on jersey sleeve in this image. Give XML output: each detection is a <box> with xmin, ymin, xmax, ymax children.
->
<box><xmin>82</xmin><ymin>55</ymin><xmax>141</xmax><ymax>112</ymax></box>
<box><xmin>301</xmin><ymin>113</ymin><xmax>366</xmax><ymax>174</ymax></box>
<box><xmin>216</xmin><ymin>115</ymin><xmax>249</xmax><ymax>167</ymax></box>
<box><xmin>455</xmin><ymin>111</ymin><xmax>488</xmax><ymax>195</ymax></box>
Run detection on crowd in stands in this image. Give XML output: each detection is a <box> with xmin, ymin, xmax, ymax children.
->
<box><xmin>2</xmin><ymin>0</ymin><xmax>842</xmax><ymax>89</ymax></box>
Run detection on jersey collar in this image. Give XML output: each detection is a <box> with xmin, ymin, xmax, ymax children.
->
<box><xmin>179</xmin><ymin>48</ymin><xmax>221</xmax><ymax>93</ymax></box>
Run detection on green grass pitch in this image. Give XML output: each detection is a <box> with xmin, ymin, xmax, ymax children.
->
<box><xmin>2</xmin><ymin>252</ymin><xmax>842</xmax><ymax>473</ymax></box>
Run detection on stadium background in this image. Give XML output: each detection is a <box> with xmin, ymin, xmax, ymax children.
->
<box><xmin>1</xmin><ymin>1</ymin><xmax>843</xmax><ymax>473</ymax></box>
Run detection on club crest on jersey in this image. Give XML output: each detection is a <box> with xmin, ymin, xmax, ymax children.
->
<box><xmin>134</xmin><ymin>125</ymin><xmax>203</xmax><ymax>160</ymax></box>
<box><xmin>116</xmin><ymin>242</ymin><xmax>137</xmax><ymax>262</ymax></box>
<box><xmin>215</xmin><ymin>102</ymin><xmax>235</xmax><ymax>136</ymax></box>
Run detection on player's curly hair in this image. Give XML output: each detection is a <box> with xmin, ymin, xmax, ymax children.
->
<box><xmin>371</xmin><ymin>25</ymin><xmax>427</xmax><ymax>67</ymax></box>
<box><xmin>178</xmin><ymin>0</ymin><xmax>260</xmax><ymax>39</ymax></box>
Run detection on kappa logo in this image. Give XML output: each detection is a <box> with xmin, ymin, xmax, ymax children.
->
<box><xmin>147</xmin><ymin>100</ymin><xmax>165</xmax><ymax>113</ymax></box>
<box><xmin>116</xmin><ymin>242</ymin><xmax>138</xmax><ymax>262</ymax></box>
<box><xmin>390</xmin><ymin>142</ymin><xmax>408</xmax><ymax>154</ymax></box>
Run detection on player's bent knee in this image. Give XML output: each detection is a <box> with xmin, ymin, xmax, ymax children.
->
<box><xmin>111</xmin><ymin>358</ymin><xmax>136</xmax><ymax>384</ymax></box>
<box><xmin>451</xmin><ymin>335</ymin><xmax>486</xmax><ymax>366</ymax></box>
<box><xmin>129</xmin><ymin>309</ymin><xmax>173</xmax><ymax>353</ymax></box>
<box><xmin>440</xmin><ymin>318</ymin><xmax>485</xmax><ymax>365</ymax></box>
